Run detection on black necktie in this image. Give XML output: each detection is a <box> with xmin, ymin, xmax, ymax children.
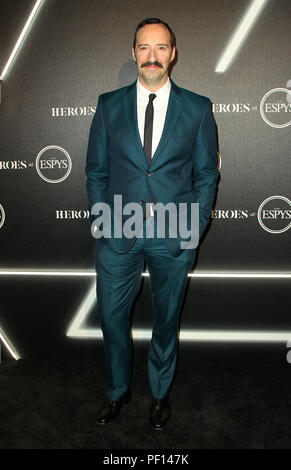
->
<box><xmin>143</xmin><ymin>93</ymin><xmax>156</xmax><ymax>165</ymax></box>
<box><xmin>143</xmin><ymin>93</ymin><xmax>156</xmax><ymax>219</ymax></box>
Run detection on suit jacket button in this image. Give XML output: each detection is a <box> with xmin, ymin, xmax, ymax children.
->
<box><xmin>146</xmin><ymin>171</ymin><xmax>151</xmax><ymax>176</ymax></box>
<box><xmin>140</xmin><ymin>200</ymin><xmax>144</xmax><ymax>205</ymax></box>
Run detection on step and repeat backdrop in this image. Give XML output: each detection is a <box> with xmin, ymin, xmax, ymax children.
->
<box><xmin>0</xmin><ymin>0</ymin><xmax>290</xmax><ymax>359</ymax></box>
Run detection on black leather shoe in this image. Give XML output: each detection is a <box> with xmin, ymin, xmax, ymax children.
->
<box><xmin>97</xmin><ymin>390</ymin><xmax>131</xmax><ymax>425</ymax></box>
<box><xmin>150</xmin><ymin>396</ymin><xmax>171</xmax><ymax>430</ymax></box>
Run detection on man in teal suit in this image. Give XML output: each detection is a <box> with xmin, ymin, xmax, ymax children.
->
<box><xmin>86</xmin><ymin>18</ymin><xmax>219</xmax><ymax>430</ymax></box>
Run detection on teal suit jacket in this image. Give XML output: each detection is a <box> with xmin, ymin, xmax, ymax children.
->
<box><xmin>86</xmin><ymin>78</ymin><xmax>219</xmax><ymax>257</ymax></box>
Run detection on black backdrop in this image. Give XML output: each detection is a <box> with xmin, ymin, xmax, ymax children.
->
<box><xmin>0</xmin><ymin>0</ymin><xmax>290</xmax><ymax>359</ymax></box>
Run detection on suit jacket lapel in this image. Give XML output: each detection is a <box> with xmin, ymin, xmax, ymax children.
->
<box><xmin>151</xmin><ymin>78</ymin><xmax>181</xmax><ymax>164</ymax></box>
<box><xmin>123</xmin><ymin>82</ymin><xmax>146</xmax><ymax>167</ymax></box>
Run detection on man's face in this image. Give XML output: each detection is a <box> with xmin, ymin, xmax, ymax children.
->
<box><xmin>132</xmin><ymin>23</ymin><xmax>176</xmax><ymax>90</ymax></box>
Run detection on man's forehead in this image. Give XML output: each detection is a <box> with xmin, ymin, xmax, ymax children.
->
<box><xmin>136</xmin><ymin>23</ymin><xmax>171</xmax><ymax>43</ymax></box>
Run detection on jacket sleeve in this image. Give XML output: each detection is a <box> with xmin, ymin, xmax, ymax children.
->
<box><xmin>192</xmin><ymin>98</ymin><xmax>219</xmax><ymax>240</ymax></box>
<box><xmin>85</xmin><ymin>94</ymin><xmax>109</xmax><ymax>225</ymax></box>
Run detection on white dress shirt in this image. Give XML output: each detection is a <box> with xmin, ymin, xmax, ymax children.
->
<box><xmin>136</xmin><ymin>77</ymin><xmax>171</xmax><ymax>216</ymax></box>
<box><xmin>136</xmin><ymin>76</ymin><xmax>171</xmax><ymax>156</ymax></box>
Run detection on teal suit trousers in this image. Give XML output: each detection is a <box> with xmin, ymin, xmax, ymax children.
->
<box><xmin>94</xmin><ymin>215</ymin><xmax>195</xmax><ymax>401</ymax></box>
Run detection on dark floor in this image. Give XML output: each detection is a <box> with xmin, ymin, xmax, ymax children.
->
<box><xmin>1</xmin><ymin>342</ymin><xmax>291</xmax><ymax>449</ymax></box>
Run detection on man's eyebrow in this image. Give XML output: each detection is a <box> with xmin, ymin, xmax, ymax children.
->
<box><xmin>137</xmin><ymin>43</ymin><xmax>169</xmax><ymax>47</ymax></box>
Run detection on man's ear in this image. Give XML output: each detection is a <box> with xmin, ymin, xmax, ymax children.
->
<box><xmin>132</xmin><ymin>48</ymin><xmax>136</xmax><ymax>63</ymax></box>
<box><xmin>170</xmin><ymin>46</ymin><xmax>176</xmax><ymax>63</ymax></box>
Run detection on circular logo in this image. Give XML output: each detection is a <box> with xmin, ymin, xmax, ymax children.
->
<box><xmin>35</xmin><ymin>146</ymin><xmax>72</xmax><ymax>183</ymax></box>
<box><xmin>0</xmin><ymin>204</ymin><xmax>5</xmax><ymax>228</ymax></box>
<box><xmin>260</xmin><ymin>88</ymin><xmax>291</xmax><ymax>128</ymax></box>
<box><xmin>257</xmin><ymin>196</ymin><xmax>291</xmax><ymax>234</ymax></box>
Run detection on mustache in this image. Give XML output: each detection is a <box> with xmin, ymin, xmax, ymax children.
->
<box><xmin>141</xmin><ymin>61</ymin><xmax>163</xmax><ymax>69</ymax></box>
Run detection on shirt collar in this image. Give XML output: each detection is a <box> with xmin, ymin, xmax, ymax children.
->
<box><xmin>136</xmin><ymin>77</ymin><xmax>171</xmax><ymax>100</ymax></box>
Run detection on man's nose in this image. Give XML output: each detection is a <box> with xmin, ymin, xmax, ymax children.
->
<box><xmin>147</xmin><ymin>48</ymin><xmax>157</xmax><ymax>62</ymax></box>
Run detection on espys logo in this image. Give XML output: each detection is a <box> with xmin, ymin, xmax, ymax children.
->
<box><xmin>260</xmin><ymin>87</ymin><xmax>291</xmax><ymax>128</ymax></box>
<box><xmin>0</xmin><ymin>204</ymin><xmax>5</xmax><ymax>228</ymax></box>
<box><xmin>257</xmin><ymin>196</ymin><xmax>291</xmax><ymax>234</ymax></box>
<box><xmin>35</xmin><ymin>146</ymin><xmax>72</xmax><ymax>183</ymax></box>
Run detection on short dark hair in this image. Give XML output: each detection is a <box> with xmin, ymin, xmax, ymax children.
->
<box><xmin>133</xmin><ymin>17</ymin><xmax>175</xmax><ymax>49</ymax></box>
